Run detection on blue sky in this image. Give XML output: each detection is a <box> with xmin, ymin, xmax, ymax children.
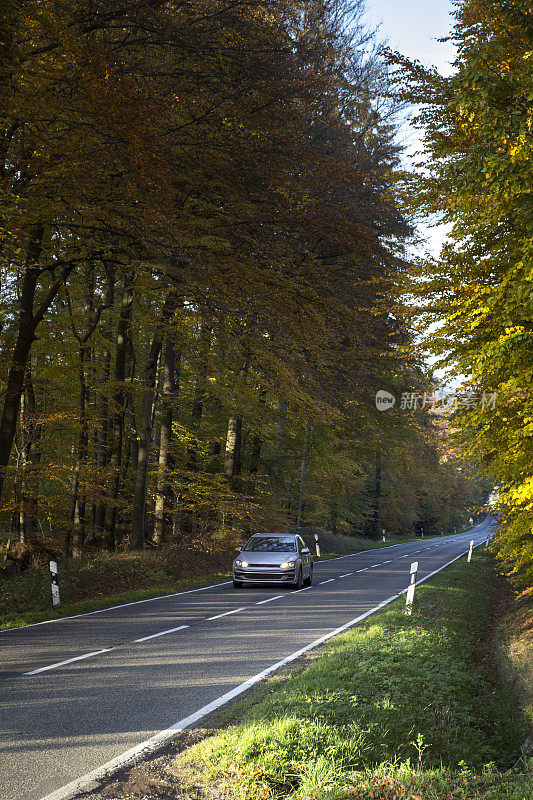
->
<box><xmin>364</xmin><ymin>0</ymin><xmax>457</xmax><ymax>74</ymax></box>
<box><xmin>362</xmin><ymin>0</ymin><xmax>458</xmax><ymax>259</ymax></box>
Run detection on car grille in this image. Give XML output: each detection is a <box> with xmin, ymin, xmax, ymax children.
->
<box><xmin>235</xmin><ymin>567</ymin><xmax>295</xmax><ymax>581</ymax></box>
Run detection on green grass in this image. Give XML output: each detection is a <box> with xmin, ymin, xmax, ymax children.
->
<box><xmin>172</xmin><ymin>553</ymin><xmax>531</xmax><ymax>800</ymax></box>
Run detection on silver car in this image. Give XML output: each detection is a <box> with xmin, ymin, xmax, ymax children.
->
<box><xmin>233</xmin><ymin>533</ymin><xmax>313</xmax><ymax>589</ymax></box>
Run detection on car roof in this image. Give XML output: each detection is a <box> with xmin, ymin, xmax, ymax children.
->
<box><xmin>249</xmin><ymin>533</ymin><xmax>296</xmax><ymax>538</ymax></box>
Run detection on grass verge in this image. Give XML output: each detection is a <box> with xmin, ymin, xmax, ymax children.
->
<box><xmin>496</xmin><ymin>591</ymin><xmax>533</xmax><ymax>741</ymax></box>
<box><xmin>171</xmin><ymin>552</ymin><xmax>531</xmax><ymax>800</ymax></box>
<box><xmin>0</xmin><ymin>546</ymin><xmax>233</xmax><ymax>630</ymax></box>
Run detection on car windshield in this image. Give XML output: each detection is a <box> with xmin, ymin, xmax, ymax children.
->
<box><xmin>243</xmin><ymin>536</ymin><xmax>297</xmax><ymax>553</ymax></box>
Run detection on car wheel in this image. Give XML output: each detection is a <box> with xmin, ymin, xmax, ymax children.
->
<box><xmin>293</xmin><ymin>568</ymin><xmax>303</xmax><ymax>590</ymax></box>
<box><xmin>233</xmin><ymin>579</ymin><xmax>243</xmax><ymax>588</ymax></box>
<box><xmin>304</xmin><ymin>567</ymin><xmax>313</xmax><ymax>586</ymax></box>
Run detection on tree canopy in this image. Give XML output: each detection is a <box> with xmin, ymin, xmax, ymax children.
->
<box><xmin>0</xmin><ymin>0</ymin><xmax>487</xmax><ymax>562</ymax></box>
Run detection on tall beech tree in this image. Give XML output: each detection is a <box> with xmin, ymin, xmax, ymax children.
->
<box><xmin>390</xmin><ymin>0</ymin><xmax>532</xmax><ymax>587</ymax></box>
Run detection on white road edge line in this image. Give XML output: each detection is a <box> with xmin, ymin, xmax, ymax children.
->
<box><xmin>319</xmin><ymin>578</ymin><xmax>335</xmax><ymax>585</ymax></box>
<box><xmin>23</xmin><ymin>649</ymin><xmax>113</xmax><ymax>676</ymax></box>
<box><xmin>38</xmin><ymin>538</ymin><xmax>485</xmax><ymax>800</ymax></box>
<box><xmin>290</xmin><ymin>586</ymin><xmax>312</xmax><ymax>594</ymax></box>
<box><xmin>255</xmin><ymin>596</ymin><xmax>284</xmax><ymax>605</ymax></box>
<box><xmin>37</xmin><ymin>596</ymin><xmax>397</xmax><ymax>800</ymax></box>
<box><xmin>207</xmin><ymin>607</ymin><xmax>246</xmax><ymax>621</ymax></box>
<box><xmin>134</xmin><ymin>625</ymin><xmax>189</xmax><ymax>643</ymax></box>
<box><xmin>339</xmin><ymin>573</ymin><xmax>353</xmax><ymax>578</ymax></box>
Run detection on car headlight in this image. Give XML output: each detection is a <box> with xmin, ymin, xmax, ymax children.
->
<box><xmin>280</xmin><ymin>560</ymin><xmax>296</xmax><ymax>569</ymax></box>
<box><xmin>235</xmin><ymin>559</ymin><xmax>248</xmax><ymax>568</ymax></box>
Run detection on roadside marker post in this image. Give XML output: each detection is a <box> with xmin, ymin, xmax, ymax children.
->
<box><xmin>314</xmin><ymin>533</ymin><xmax>321</xmax><ymax>558</ymax></box>
<box><xmin>467</xmin><ymin>540</ymin><xmax>474</xmax><ymax>562</ymax></box>
<box><xmin>405</xmin><ymin>561</ymin><xmax>418</xmax><ymax>615</ymax></box>
<box><xmin>50</xmin><ymin>560</ymin><xmax>60</xmax><ymax>606</ymax></box>
<box><xmin>382</xmin><ymin>529</ymin><xmax>386</xmax><ymax>542</ymax></box>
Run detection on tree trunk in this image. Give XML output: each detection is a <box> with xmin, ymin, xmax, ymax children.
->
<box><xmin>329</xmin><ymin>500</ymin><xmax>338</xmax><ymax>535</ymax></box>
<box><xmin>0</xmin><ymin>226</ymin><xmax>44</xmax><ymax>500</ymax></box>
<box><xmin>130</xmin><ymin>338</ymin><xmax>161</xmax><ymax>549</ymax></box>
<box><xmin>130</xmin><ymin>291</ymin><xmax>177</xmax><ymax>550</ymax></box>
<box><xmin>153</xmin><ymin>340</ymin><xmax>179</xmax><ymax>545</ymax></box>
<box><xmin>103</xmin><ymin>270</ymin><xmax>134</xmax><ymax>550</ymax></box>
<box><xmin>224</xmin><ymin>415</ymin><xmax>242</xmax><ymax>478</ymax></box>
<box><xmin>24</xmin><ymin>356</ymin><xmax>41</xmax><ymax>538</ymax></box>
<box><xmin>249</xmin><ymin>434</ymin><xmax>262</xmax><ymax>474</ymax></box>
<box><xmin>370</xmin><ymin>450</ymin><xmax>382</xmax><ymax>539</ymax></box>
<box><xmin>18</xmin><ymin>392</ymin><xmax>28</xmax><ymax>544</ymax></box>
<box><xmin>186</xmin><ymin>323</ymin><xmax>211</xmax><ymax>470</ymax></box>
<box><xmin>94</xmin><ymin>308</ymin><xmax>114</xmax><ymax>532</ymax></box>
<box><xmin>71</xmin><ymin>344</ymin><xmax>89</xmax><ymax>559</ymax></box>
<box><xmin>296</xmin><ymin>420</ymin><xmax>310</xmax><ymax>528</ymax></box>
<box><xmin>274</xmin><ymin>399</ymin><xmax>287</xmax><ymax>490</ymax></box>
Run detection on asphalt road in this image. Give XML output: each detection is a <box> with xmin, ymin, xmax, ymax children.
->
<box><xmin>0</xmin><ymin>520</ymin><xmax>494</xmax><ymax>800</ymax></box>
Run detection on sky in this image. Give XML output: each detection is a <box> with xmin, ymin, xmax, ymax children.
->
<box><xmin>364</xmin><ymin>0</ymin><xmax>458</xmax><ymax>257</ymax></box>
<box><xmin>364</xmin><ymin>0</ymin><xmax>457</xmax><ymax>76</ymax></box>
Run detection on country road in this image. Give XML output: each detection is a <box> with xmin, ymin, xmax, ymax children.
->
<box><xmin>0</xmin><ymin>520</ymin><xmax>494</xmax><ymax>800</ymax></box>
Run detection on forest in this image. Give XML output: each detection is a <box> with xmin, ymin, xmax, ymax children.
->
<box><xmin>0</xmin><ymin>1</ymin><xmax>507</xmax><ymax>577</ymax></box>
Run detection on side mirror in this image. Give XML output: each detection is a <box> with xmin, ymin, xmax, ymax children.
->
<box><xmin>301</xmin><ymin>547</ymin><xmax>310</xmax><ymax>554</ymax></box>
<box><xmin>235</xmin><ymin>546</ymin><xmax>242</xmax><ymax>552</ymax></box>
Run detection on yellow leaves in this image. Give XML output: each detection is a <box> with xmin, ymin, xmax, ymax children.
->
<box><xmin>501</xmin><ymin>477</ymin><xmax>533</xmax><ymax>511</ymax></box>
<box><xmin>509</xmin><ymin>134</ymin><xmax>532</xmax><ymax>163</ymax></box>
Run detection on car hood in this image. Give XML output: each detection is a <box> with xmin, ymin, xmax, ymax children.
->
<box><xmin>237</xmin><ymin>551</ymin><xmax>297</xmax><ymax>566</ymax></box>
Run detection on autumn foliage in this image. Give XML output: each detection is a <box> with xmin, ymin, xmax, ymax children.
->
<box><xmin>0</xmin><ymin>1</ymin><xmax>486</xmax><ymax>560</ymax></box>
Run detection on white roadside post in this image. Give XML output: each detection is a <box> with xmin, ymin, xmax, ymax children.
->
<box><xmin>50</xmin><ymin>560</ymin><xmax>60</xmax><ymax>606</ymax></box>
<box><xmin>314</xmin><ymin>533</ymin><xmax>321</xmax><ymax>558</ymax></box>
<box><xmin>467</xmin><ymin>540</ymin><xmax>474</xmax><ymax>563</ymax></box>
<box><xmin>420</xmin><ymin>526</ymin><xmax>424</xmax><ymax>538</ymax></box>
<box><xmin>405</xmin><ymin>561</ymin><xmax>418</xmax><ymax>616</ymax></box>
<box><xmin>382</xmin><ymin>529</ymin><xmax>386</xmax><ymax>542</ymax></box>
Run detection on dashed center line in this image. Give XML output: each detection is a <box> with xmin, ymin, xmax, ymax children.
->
<box><xmin>291</xmin><ymin>585</ymin><xmax>312</xmax><ymax>593</ymax></box>
<box><xmin>134</xmin><ymin>625</ymin><xmax>189</xmax><ymax>643</ymax></box>
<box><xmin>382</xmin><ymin>560</ymin><xmax>392</xmax><ymax>564</ymax></box>
<box><xmin>339</xmin><ymin>572</ymin><xmax>353</xmax><ymax>578</ymax></box>
<box><xmin>255</xmin><ymin>595</ymin><xmax>284</xmax><ymax>605</ymax></box>
<box><xmin>319</xmin><ymin>578</ymin><xmax>335</xmax><ymax>585</ymax></box>
<box><xmin>357</xmin><ymin>567</ymin><xmax>369</xmax><ymax>572</ymax></box>
<box><xmin>207</xmin><ymin>607</ymin><xmax>246</xmax><ymax>621</ymax></box>
<box><xmin>23</xmin><ymin>649</ymin><xmax>113</xmax><ymax>676</ymax></box>
<box><xmin>370</xmin><ymin>564</ymin><xmax>381</xmax><ymax>568</ymax></box>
